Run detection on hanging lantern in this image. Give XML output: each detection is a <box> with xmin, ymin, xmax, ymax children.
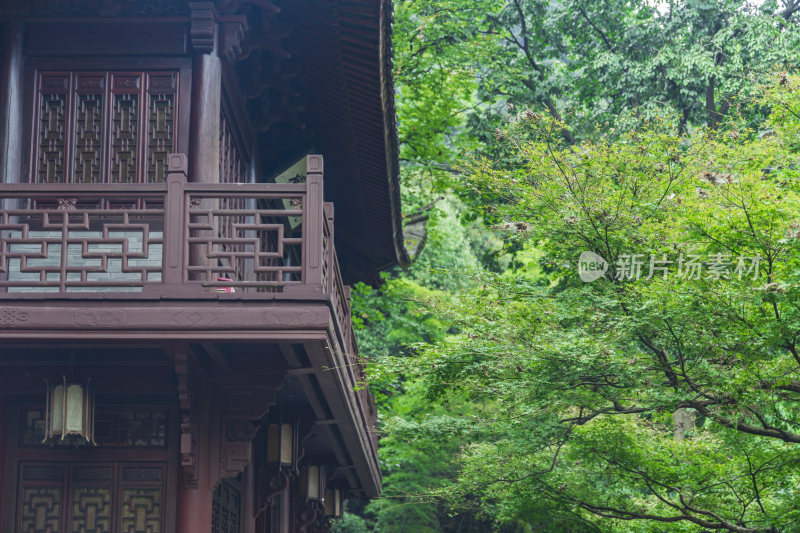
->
<box><xmin>42</xmin><ymin>376</ymin><xmax>96</xmax><ymax>446</ymax></box>
<box><xmin>266</xmin><ymin>423</ymin><xmax>297</xmax><ymax>469</ymax></box>
<box><xmin>324</xmin><ymin>488</ymin><xmax>343</xmax><ymax>518</ymax></box>
<box><xmin>300</xmin><ymin>464</ymin><xmax>327</xmax><ymax>501</ymax></box>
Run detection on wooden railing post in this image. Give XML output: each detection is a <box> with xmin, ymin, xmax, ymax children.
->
<box><xmin>324</xmin><ymin>202</ymin><xmax>335</xmax><ymax>294</ymax></box>
<box><xmin>303</xmin><ymin>155</ymin><xmax>324</xmax><ymax>291</ymax></box>
<box><xmin>164</xmin><ymin>153</ymin><xmax>188</xmax><ymax>287</ymax></box>
<box><xmin>344</xmin><ymin>285</ymin><xmax>353</xmax><ymax>355</ymax></box>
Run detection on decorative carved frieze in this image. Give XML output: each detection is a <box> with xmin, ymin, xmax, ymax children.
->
<box><xmin>72</xmin><ymin>310</ymin><xmax>128</xmax><ymax>328</ymax></box>
<box><xmin>0</xmin><ymin>308</ymin><xmax>30</xmax><ymax>327</ymax></box>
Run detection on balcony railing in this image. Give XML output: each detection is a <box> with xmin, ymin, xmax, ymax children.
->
<box><xmin>0</xmin><ymin>154</ymin><xmax>332</xmax><ymax>292</ymax></box>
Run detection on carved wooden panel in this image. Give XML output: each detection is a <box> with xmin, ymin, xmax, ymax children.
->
<box><xmin>0</xmin><ymin>200</ymin><xmax>164</xmax><ymax>292</ymax></box>
<box><xmin>186</xmin><ymin>193</ymin><xmax>303</xmax><ymax>289</ymax></box>
<box><xmin>20</xmin><ymin>487</ymin><xmax>62</xmax><ymax>533</ymax></box>
<box><xmin>9</xmin><ymin>436</ymin><xmax>174</xmax><ymax>533</ymax></box>
<box><xmin>73</xmin><ymin>74</ymin><xmax>106</xmax><ymax>183</ymax></box>
<box><xmin>36</xmin><ymin>74</ymin><xmax>69</xmax><ymax>184</ymax></box>
<box><xmin>146</xmin><ymin>93</ymin><xmax>175</xmax><ymax>183</ymax></box>
<box><xmin>121</xmin><ymin>488</ymin><xmax>162</xmax><ymax>533</ymax></box>
<box><xmin>31</xmin><ymin>71</ymin><xmax>178</xmax><ymax>184</ymax></box>
<box><xmin>72</xmin><ymin>487</ymin><xmax>112</xmax><ymax>533</ymax></box>
<box><xmin>110</xmin><ymin>93</ymin><xmax>140</xmax><ymax>183</ymax></box>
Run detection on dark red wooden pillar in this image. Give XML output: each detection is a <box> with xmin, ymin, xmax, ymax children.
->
<box><xmin>176</xmin><ymin>408</ymin><xmax>214</xmax><ymax>533</ymax></box>
<box><xmin>174</xmin><ymin>349</ymin><xmax>214</xmax><ymax>533</ymax></box>
<box><xmin>189</xmin><ymin>2</ymin><xmax>221</xmax><ymax>184</ymax></box>
<box><xmin>177</xmin><ymin>479</ymin><xmax>213</xmax><ymax>533</ymax></box>
<box><xmin>0</xmin><ymin>21</ymin><xmax>23</xmax><ymax>186</ymax></box>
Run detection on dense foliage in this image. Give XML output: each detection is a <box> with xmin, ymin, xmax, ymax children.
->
<box><xmin>343</xmin><ymin>1</ymin><xmax>800</xmax><ymax>532</ymax></box>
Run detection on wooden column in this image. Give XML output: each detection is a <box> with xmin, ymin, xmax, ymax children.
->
<box><xmin>189</xmin><ymin>3</ymin><xmax>221</xmax><ymax>184</ymax></box>
<box><xmin>177</xmin><ymin>478</ymin><xmax>213</xmax><ymax>533</ymax></box>
<box><xmin>0</xmin><ymin>21</ymin><xmax>23</xmax><ymax>186</ymax></box>
<box><xmin>0</xmin><ymin>22</ymin><xmax>23</xmax><ymax>288</ymax></box>
<box><xmin>174</xmin><ymin>350</ymin><xmax>214</xmax><ymax>533</ymax></box>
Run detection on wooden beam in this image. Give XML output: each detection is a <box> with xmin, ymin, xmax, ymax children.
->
<box><xmin>201</xmin><ymin>342</ymin><xmax>232</xmax><ymax>373</ymax></box>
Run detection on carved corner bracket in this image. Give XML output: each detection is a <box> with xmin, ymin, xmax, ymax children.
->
<box><xmin>296</xmin><ymin>500</ymin><xmax>322</xmax><ymax>533</ymax></box>
<box><xmin>218</xmin><ymin>386</ymin><xmax>279</xmax><ymax>481</ymax></box>
<box><xmin>219</xmin><ymin>15</ymin><xmax>249</xmax><ymax>61</ymax></box>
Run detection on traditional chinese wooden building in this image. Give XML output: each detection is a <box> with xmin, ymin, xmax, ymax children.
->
<box><xmin>0</xmin><ymin>0</ymin><xmax>406</xmax><ymax>531</ymax></box>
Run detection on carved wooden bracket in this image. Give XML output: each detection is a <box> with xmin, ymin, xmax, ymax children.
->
<box><xmin>296</xmin><ymin>500</ymin><xmax>321</xmax><ymax>533</ymax></box>
<box><xmin>219</xmin><ymin>15</ymin><xmax>248</xmax><ymax>61</ymax></box>
<box><xmin>309</xmin><ymin>518</ymin><xmax>334</xmax><ymax>533</ymax></box>
<box><xmin>189</xmin><ymin>2</ymin><xmax>217</xmax><ymax>53</ymax></box>
<box><xmin>258</xmin><ymin>468</ymin><xmax>290</xmax><ymax>514</ymax></box>
<box><xmin>218</xmin><ymin>386</ymin><xmax>279</xmax><ymax>480</ymax></box>
<box><xmin>173</xmin><ymin>352</ymin><xmax>200</xmax><ymax>489</ymax></box>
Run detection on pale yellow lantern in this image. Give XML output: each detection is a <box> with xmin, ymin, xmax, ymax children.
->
<box><xmin>42</xmin><ymin>376</ymin><xmax>96</xmax><ymax>446</ymax></box>
<box><xmin>301</xmin><ymin>464</ymin><xmax>327</xmax><ymax>501</ymax></box>
<box><xmin>266</xmin><ymin>423</ymin><xmax>298</xmax><ymax>469</ymax></box>
<box><xmin>325</xmin><ymin>487</ymin><xmax>343</xmax><ymax>518</ymax></box>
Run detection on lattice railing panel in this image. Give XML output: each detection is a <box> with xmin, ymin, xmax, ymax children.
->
<box><xmin>186</xmin><ymin>193</ymin><xmax>304</xmax><ymax>291</ymax></box>
<box><xmin>0</xmin><ymin>194</ymin><xmax>165</xmax><ymax>292</ymax></box>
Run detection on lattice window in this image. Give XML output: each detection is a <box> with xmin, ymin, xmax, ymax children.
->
<box><xmin>212</xmin><ymin>478</ymin><xmax>242</xmax><ymax>533</ymax></box>
<box><xmin>72</xmin><ymin>487</ymin><xmax>112</xmax><ymax>533</ymax></box>
<box><xmin>16</xmin><ymin>463</ymin><xmax>166</xmax><ymax>533</ymax></box>
<box><xmin>32</xmin><ymin>71</ymin><xmax>178</xmax><ymax>184</ymax></box>
<box><xmin>22</xmin><ymin>407</ymin><xmax>168</xmax><ymax>448</ymax></box>
<box><xmin>121</xmin><ymin>488</ymin><xmax>162</xmax><ymax>533</ymax></box>
<box><xmin>20</xmin><ymin>487</ymin><xmax>62</xmax><ymax>533</ymax></box>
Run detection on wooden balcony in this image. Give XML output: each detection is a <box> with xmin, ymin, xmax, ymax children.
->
<box><xmin>0</xmin><ymin>153</ymin><xmax>380</xmax><ymax>495</ymax></box>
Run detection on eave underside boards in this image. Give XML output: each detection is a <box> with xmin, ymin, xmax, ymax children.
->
<box><xmin>274</xmin><ymin>0</ymin><xmax>397</xmax><ymax>283</ymax></box>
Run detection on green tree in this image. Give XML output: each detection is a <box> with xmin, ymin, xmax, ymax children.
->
<box><xmin>350</xmin><ymin>2</ymin><xmax>800</xmax><ymax>531</ymax></box>
<box><xmin>392</xmin><ymin>78</ymin><xmax>800</xmax><ymax>531</ymax></box>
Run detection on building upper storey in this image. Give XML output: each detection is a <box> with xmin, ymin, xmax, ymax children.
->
<box><xmin>0</xmin><ymin>0</ymin><xmax>409</xmax><ymax>285</ymax></box>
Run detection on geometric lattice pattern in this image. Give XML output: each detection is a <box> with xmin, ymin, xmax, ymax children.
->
<box><xmin>146</xmin><ymin>93</ymin><xmax>175</xmax><ymax>183</ymax></box>
<box><xmin>0</xmin><ymin>201</ymin><xmax>163</xmax><ymax>292</ymax></box>
<box><xmin>111</xmin><ymin>93</ymin><xmax>139</xmax><ymax>184</ymax></box>
<box><xmin>20</xmin><ymin>487</ymin><xmax>62</xmax><ymax>533</ymax></box>
<box><xmin>37</xmin><ymin>92</ymin><xmax>68</xmax><ymax>184</ymax></box>
<box><xmin>212</xmin><ymin>480</ymin><xmax>242</xmax><ymax>533</ymax></box>
<box><xmin>31</xmin><ymin>71</ymin><xmax>177</xmax><ymax>185</ymax></box>
<box><xmin>186</xmin><ymin>194</ymin><xmax>303</xmax><ymax>290</ymax></box>
<box><xmin>121</xmin><ymin>488</ymin><xmax>161</xmax><ymax>533</ymax></box>
<box><xmin>72</xmin><ymin>487</ymin><xmax>112</xmax><ymax>533</ymax></box>
<box><xmin>15</xmin><ymin>461</ymin><xmax>167</xmax><ymax>533</ymax></box>
<box><xmin>73</xmin><ymin>91</ymin><xmax>104</xmax><ymax>184</ymax></box>
<box><xmin>23</xmin><ymin>408</ymin><xmax>167</xmax><ymax>447</ymax></box>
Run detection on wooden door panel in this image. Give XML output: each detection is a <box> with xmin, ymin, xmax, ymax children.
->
<box><xmin>15</xmin><ymin>462</ymin><xmax>165</xmax><ymax>533</ymax></box>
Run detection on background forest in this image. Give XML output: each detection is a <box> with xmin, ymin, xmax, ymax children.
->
<box><xmin>334</xmin><ymin>1</ymin><xmax>800</xmax><ymax>531</ymax></box>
